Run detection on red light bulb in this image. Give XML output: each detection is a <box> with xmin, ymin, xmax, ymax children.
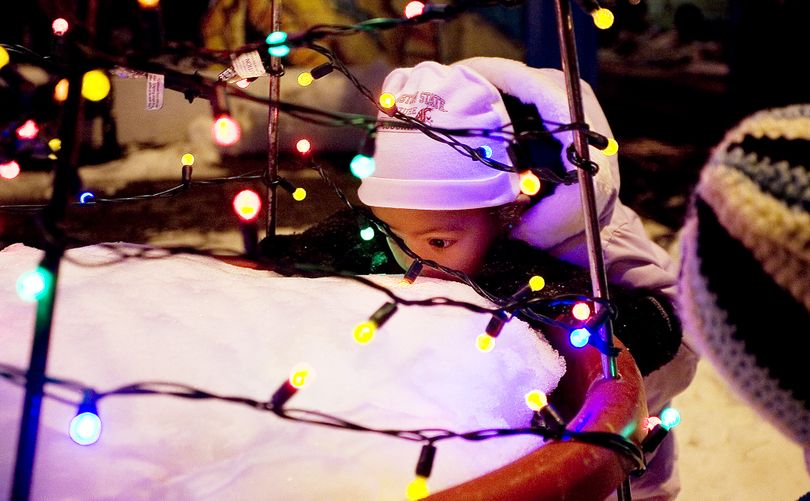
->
<box><xmin>572</xmin><ymin>302</ymin><xmax>591</xmax><ymax>321</ymax></box>
<box><xmin>404</xmin><ymin>1</ymin><xmax>425</xmax><ymax>18</ymax></box>
<box><xmin>1</xmin><ymin>160</ymin><xmax>21</xmax><ymax>180</ymax></box>
<box><xmin>296</xmin><ymin>139</ymin><xmax>312</xmax><ymax>154</ymax></box>
<box><xmin>233</xmin><ymin>190</ymin><xmax>261</xmax><ymax>221</ymax></box>
<box><xmin>212</xmin><ymin>115</ymin><xmax>242</xmax><ymax>147</ymax></box>
<box><xmin>16</xmin><ymin>120</ymin><xmax>39</xmax><ymax>140</ymax></box>
<box><xmin>52</xmin><ymin>18</ymin><xmax>69</xmax><ymax>36</ymax></box>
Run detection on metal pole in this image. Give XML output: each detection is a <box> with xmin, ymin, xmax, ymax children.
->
<box><xmin>552</xmin><ymin>0</ymin><xmax>618</xmax><ymax>381</ymax></box>
<box><xmin>265</xmin><ymin>0</ymin><xmax>282</xmax><ymax>238</ymax></box>
<box><xmin>11</xmin><ymin>68</ymin><xmax>84</xmax><ymax>501</ymax></box>
<box><xmin>551</xmin><ymin>1</ymin><xmax>630</xmax><ymax>498</ymax></box>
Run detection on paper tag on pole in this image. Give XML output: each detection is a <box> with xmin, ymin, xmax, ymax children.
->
<box><xmin>146</xmin><ymin>73</ymin><xmax>165</xmax><ymax>110</ymax></box>
<box><xmin>231</xmin><ymin>51</ymin><xmax>267</xmax><ymax>79</ymax></box>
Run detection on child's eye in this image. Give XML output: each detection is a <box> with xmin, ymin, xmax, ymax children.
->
<box><xmin>428</xmin><ymin>238</ymin><xmax>452</xmax><ymax>249</ymax></box>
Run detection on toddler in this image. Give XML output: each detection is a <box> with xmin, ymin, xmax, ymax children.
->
<box><xmin>263</xmin><ymin>57</ymin><xmax>697</xmax><ymax>500</ymax></box>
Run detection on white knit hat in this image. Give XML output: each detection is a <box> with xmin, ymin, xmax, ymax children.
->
<box><xmin>358</xmin><ymin>61</ymin><xmax>519</xmax><ymax>210</ymax></box>
<box><xmin>679</xmin><ymin>104</ymin><xmax>810</xmax><ymax>448</ymax></box>
<box><xmin>358</xmin><ymin>57</ymin><xmax>617</xmax><ymax>251</ymax></box>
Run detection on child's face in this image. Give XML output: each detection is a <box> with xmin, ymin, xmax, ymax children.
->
<box><xmin>371</xmin><ymin>206</ymin><xmax>501</xmax><ymax>278</ymax></box>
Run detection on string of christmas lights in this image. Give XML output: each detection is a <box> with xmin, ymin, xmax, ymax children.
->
<box><xmin>2</xmin><ymin>3</ymin><xmax>652</xmax><ymax>498</ymax></box>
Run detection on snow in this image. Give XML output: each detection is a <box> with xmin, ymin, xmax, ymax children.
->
<box><xmin>0</xmin><ymin>243</ymin><xmax>565</xmax><ymax>500</ymax></box>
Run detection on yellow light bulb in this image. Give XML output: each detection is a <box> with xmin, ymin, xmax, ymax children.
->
<box><xmin>289</xmin><ymin>363</ymin><xmax>314</xmax><ymax>389</ymax></box>
<box><xmin>519</xmin><ymin>171</ymin><xmax>542</xmax><ymax>196</ymax></box>
<box><xmin>181</xmin><ymin>153</ymin><xmax>195</xmax><ymax>166</ymax></box>
<box><xmin>602</xmin><ymin>138</ymin><xmax>619</xmax><ymax>156</ymax></box>
<box><xmin>525</xmin><ymin>390</ymin><xmax>548</xmax><ymax>411</ymax></box>
<box><xmin>353</xmin><ymin>320</ymin><xmax>377</xmax><ymax>345</ymax></box>
<box><xmin>138</xmin><ymin>0</ymin><xmax>160</xmax><ymax>7</ymax></box>
<box><xmin>297</xmin><ymin>72</ymin><xmax>314</xmax><ymax>87</ymax></box>
<box><xmin>529</xmin><ymin>275</ymin><xmax>545</xmax><ymax>292</ymax></box>
<box><xmin>48</xmin><ymin>138</ymin><xmax>62</xmax><ymax>152</ymax></box>
<box><xmin>379</xmin><ymin>92</ymin><xmax>396</xmax><ymax>109</ymax></box>
<box><xmin>292</xmin><ymin>187</ymin><xmax>307</xmax><ymax>202</ymax></box>
<box><xmin>0</xmin><ymin>46</ymin><xmax>9</xmax><ymax>70</ymax></box>
<box><xmin>476</xmin><ymin>333</ymin><xmax>495</xmax><ymax>353</ymax></box>
<box><xmin>54</xmin><ymin>79</ymin><xmax>69</xmax><ymax>102</ymax></box>
<box><xmin>406</xmin><ymin>475</ymin><xmax>430</xmax><ymax>501</ymax></box>
<box><xmin>592</xmin><ymin>8</ymin><xmax>615</xmax><ymax>30</ymax></box>
<box><xmin>81</xmin><ymin>70</ymin><xmax>111</xmax><ymax>102</ymax></box>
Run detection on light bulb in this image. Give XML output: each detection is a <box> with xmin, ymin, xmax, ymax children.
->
<box><xmin>660</xmin><ymin>407</ymin><xmax>681</xmax><ymax>430</ymax></box>
<box><xmin>69</xmin><ymin>412</ymin><xmax>102</xmax><ymax>445</ymax></box>
<box><xmin>54</xmin><ymin>79</ymin><xmax>69</xmax><ymax>102</ymax></box>
<box><xmin>0</xmin><ymin>46</ymin><xmax>9</xmax><ymax>70</ymax></box>
<box><xmin>350</xmin><ymin>154</ymin><xmax>375</xmax><ymax>179</ymax></box>
<box><xmin>212</xmin><ymin>114</ymin><xmax>242</xmax><ymax>147</ymax></box>
<box><xmin>181</xmin><ymin>153</ymin><xmax>195</xmax><ymax>166</ymax></box>
<box><xmin>48</xmin><ymin>138</ymin><xmax>62</xmax><ymax>152</ymax></box>
<box><xmin>476</xmin><ymin>333</ymin><xmax>496</xmax><ymax>353</ymax></box>
<box><xmin>476</xmin><ymin>145</ymin><xmax>493</xmax><ymax>159</ymax></box>
<box><xmin>296</xmin><ymin>139</ymin><xmax>312</xmax><ymax>154</ymax></box>
<box><xmin>529</xmin><ymin>275</ymin><xmax>545</xmax><ymax>291</ymax></box>
<box><xmin>379</xmin><ymin>92</ymin><xmax>397</xmax><ymax>109</ymax></box>
<box><xmin>16</xmin><ymin>120</ymin><xmax>39</xmax><ymax>140</ymax></box>
<box><xmin>81</xmin><ymin>70</ymin><xmax>111</xmax><ymax>102</ymax></box>
<box><xmin>404</xmin><ymin>1</ymin><xmax>426</xmax><ymax>19</ymax></box>
<box><xmin>292</xmin><ymin>188</ymin><xmax>307</xmax><ymax>202</ymax></box>
<box><xmin>232</xmin><ymin>190</ymin><xmax>261</xmax><ymax>221</ymax></box>
<box><xmin>645</xmin><ymin>416</ymin><xmax>662</xmax><ymax>431</ymax></box>
<box><xmin>16</xmin><ymin>267</ymin><xmax>53</xmax><ymax>303</ymax></box>
<box><xmin>525</xmin><ymin>390</ymin><xmax>548</xmax><ymax>411</ymax></box>
<box><xmin>289</xmin><ymin>363</ymin><xmax>315</xmax><ymax>389</ymax></box>
<box><xmin>0</xmin><ymin>160</ymin><xmax>21</xmax><ymax>180</ymax></box>
<box><xmin>359</xmin><ymin>226</ymin><xmax>375</xmax><ymax>241</ymax></box>
<box><xmin>353</xmin><ymin>320</ymin><xmax>377</xmax><ymax>345</ymax></box>
<box><xmin>297</xmin><ymin>72</ymin><xmax>314</xmax><ymax>87</ymax></box>
<box><xmin>406</xmin><ymin>475</ymin><xmax>430</xmax><ymax>500</ymax></box>
<box><xmin>592</xmin><ymin>8</ymin><xmax>615</xmax><ymax>30</ymax></box>
<box><xmin>572</xmin><ymin>302</ymin><xmax>591</xmax><ymax>321</ymax></box>
<box><xmin>52</xmin><ymin>18</ymin><xmax>69</xmax><ymax>36</ymax></box>
<box><xmin>266</xmin><ymin>31</ymin><xmax>288</xmax><ymax>45</ymax></box>
<box><xmin>267</xmin><ymin>44</ymin><xmax>290</xmax><ymax>58</ymax></box>
<box><xmin>138</xmin><ymin>0</ymin><xmax>160</xmax><ymax>8</ymax></box>
<box><xmin>519</xmin><ymin>171</ymin><xmax>542</xmax><ymax>196</ymax></box>
<box><xmin>569</xmin><ymin>328</ymin><xmax>590</xmax><ymax>348</ymax></box>
<box><xmin>79</xmin><ymin>191</ymin><xmax>95</xmax><ymax>204</ymax></box>
<box><xmin>602</xmin><ymin>138</ymin><xmax>619</xmax><ymax>156</ymax></box>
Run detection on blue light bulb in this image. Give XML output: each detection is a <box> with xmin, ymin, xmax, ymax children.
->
<box><xmin>660</xmin><ymin>407</ymin><xmax>681</xmax><ymax>430</ymax></box>
<box><xmin>69</xmin><ymin>412</ymin><xmax>102</xmax><ymax>445</ymax></box>
<box><xmin>16</xmin><ymin>267</ymin><xmax>53</xmax><ymax>303</ymax></box>
<box><xmin>360</xmin><ymin>226</ymin><xmax>375</xmax><ymax>241</ymax></box>
<box><xmin>265</xmin><ymin>31</ymin><xmax>288</xmax><ymax>45</ymax></box>
<box><xmin>268</xmin><ymin>45</ymin><xmax>290</xmax><ymax>57</ymax></box>
<box><xmin>569</xmin><ymin>328</ymin><xmax>591</xmax><ymax>348</ymax></box>
<box><xmin>79</xmin><ymin>191</ymin><xmax>95</xmax><ymax>204</ymax></box>
<box><xmin>477</xmin><ymin>145</ymin><xmax>493</xmax><ymax>159</ymax></box>
<box><xmin>350</xmin><ymin>154</ymin><xmax>375</xmax><ymax>179</ymax></box>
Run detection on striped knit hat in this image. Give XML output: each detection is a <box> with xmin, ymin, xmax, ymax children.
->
<box><xmin>679</xmin><ymin>104</ymin><xmax>810</xmax><ymax>448</ymax></box>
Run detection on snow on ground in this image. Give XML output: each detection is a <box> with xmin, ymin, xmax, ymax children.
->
<box><xmin>0</xmin><ymin>243</ymin><xmax>564</xmax><ymax>500</ymax></box>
